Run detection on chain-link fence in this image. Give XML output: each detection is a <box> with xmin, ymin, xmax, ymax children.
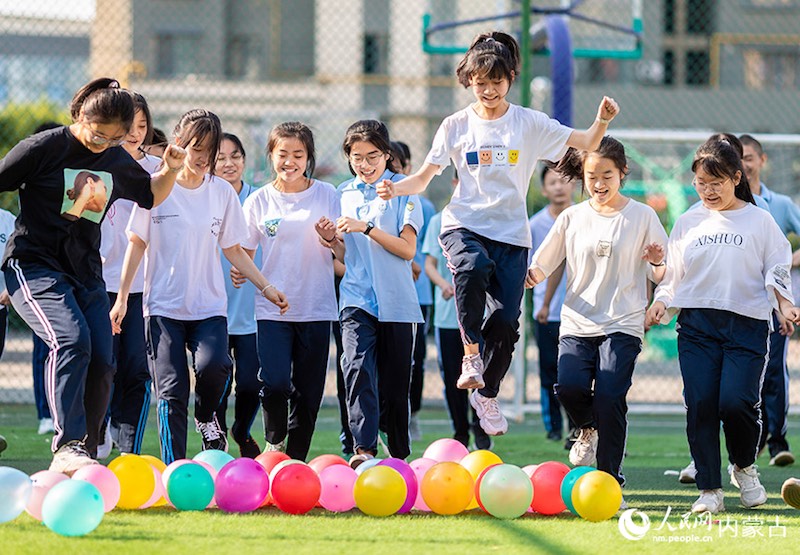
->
<box><xmin>2</xmin><ymin>0</ymin><xmax>800</xmax><ymax>414</ymax></box>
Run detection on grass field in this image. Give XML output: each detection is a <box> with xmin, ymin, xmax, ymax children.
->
<box><xmin>2</xmin><ymin>403</ymin><xmax>800</xmax><ymax>554</ymax></box>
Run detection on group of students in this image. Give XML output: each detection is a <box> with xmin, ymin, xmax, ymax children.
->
<box><xmin>2</xmin><ymin>29</ymin><xmax>798</xmax><ymax>515</ymax></box>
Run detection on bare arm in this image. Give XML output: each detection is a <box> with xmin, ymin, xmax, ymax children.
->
<box><xmin>222</xmin><ymin>244</ymin><xmax>289</xmax><ymax>314</ymax></box>
<box><xmin>376</xmin><ymin>163</ymin><xmax>441</xmax><ymax>200</ymax></box>
<box><xmin>149</xmin><ymin>143</ymin><xmax>187</xmax><ymax>207</ymax></box>
<box><xmin>315</xmin><ymin>217</ymin><xmax>345</xmax><ymax>263</ymax></box>
<box><xmin>425</xmin><ymin>254</ymin><xmax>454</xmax><ymax>299</ymax></box>
<box><xmin>536</xmin><ymin>261</ymin><xmax>565</xmax><ymax>323</ymax></box>
<box><xmin>565</xmin><ymin>96</ymin><xmax>619</xmax><ymax>152</ymax></box>
<box><xmin>109</xmin><ymin>235</ymin><xmax>147</xmax><ymax>333</ymax></box>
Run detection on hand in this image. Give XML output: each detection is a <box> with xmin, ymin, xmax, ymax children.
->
<box><xmin>0</xmin><ymin>290</ymin><xmax>10</xmax><ymax>307</ymax></box>
<box><xmin>230</xmin><ymin>266</ymin><xmax>246</xmax><ymax>288</ymax></box>
<box><xmin>776</xmin><ymin>312</ymin><xmax>795</xmax><ymax>336</ymax></box>
<box><xmin>336</xmin><ymin>216</ymin><xmax>367</xmax><ymax>234</ymax></box>
<box><xmin>162</xmin><ymin>142</ymin><xmax>188</xmax><ymax>171</ymax></box>
<box><xmin>441</xmin><ymin>283</ymin><xmax>454</xmax><ymax>300</ymax></box>
<box><xmin>525</xmin><ymin>267</ymin><xmax>545</xmax><ymax>289</ymax></box>
<box><xmin>597</xmin><ymin>96</ymin><xmax>620</xmax><ymax>123</ymax></box>
<box><xmin>411</xmin><ymin>261</ymin><xmax>422</xmax><ymax>281</ymax></box>
<box><xmin>780</xmin><ymin>304</ymin><xmax>800</xmax><ymax>326</ymax></box>
<box><xmin>642</xmin><ymin>242</ymin><xmax>665</xmax><ymax>265</ymax></box>
<box><xmin>645</xmin><ymin>301</ymin><xmax>666</xmax><ymax>327</ymax></box>
<box><xmin>376</xmin><ymin>179</ymin><xmax>395</xmax><ymax>201</ymax></box>
<box><xmin>535</xmin><ymin>305</ymin><xmax>550</xmax><ymax>324</ymax></box>
<box><xmin>79</xmin><ymin>180</ymin><xmax>96</xmax><ymax>201</ymax></box>
<box><xmin>109</xmin><ymin>298</ymin><xmax>128</xmax><ymax>335</ymax></box>
<box><xmin>315</xmin><ymin>216</ymin><xmax>338</xmax><ymax>243</ymax></box>
<box><xmin>263</xmin><ymin>286</ymin><xmax>290</xmax><ymax>315</ymax></box>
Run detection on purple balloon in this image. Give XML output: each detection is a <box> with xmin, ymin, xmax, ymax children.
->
<box><xmin>377</xmin><ymin>458</ymin><xmax>418</xmax><ymax>514</ymax></box>
<box><xmin>214</xmin><ymin>458</ymin><xmax>270</xmax><ymax>513</ymax></box>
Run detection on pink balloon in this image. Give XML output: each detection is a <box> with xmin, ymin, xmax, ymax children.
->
<box><xmin>318</xmin><ymin>465</ymin><xmax>357</xmax><ymax>512</ymax></box>
<box><xmin>522</xmin><ymin>465</ymin><xmax>538</xmax><ymax>513</ymax></box>
<box><xmin>25</xmin><ymin>470</ymin><xmax>69</xmax><ymax>521</ymax></box>
<box><xmin>423</xmin><ymin>438</ymin><xmax>469</xmax><ymax>463</ymax></box>
<box><xmin>215</xmin><ymin>459</ymin><xmax>270</xmax><ymax>513</ymax></box>
<box><xmin>138</xmin><ymin>466</ymin><xmax>164</xmax><ymax>509</ymax></box>
<box><xmin>378</xmin><ymin>458</ymin><xmax>418</xmax><ymax>514</ymax></box>
<box><xmin>409</xmin><ymin>458</ymin><xmax>437</xmax><ymax>511</ymax></box>
<box><xmin>72</xmin><ymin>465</ymin><xmax>121</xmax><ymax>513</ymax></box>
<box><xmin>162</xmin><ymin>459</ymin><xmax>193</xmax><ymax>506</ymax></box>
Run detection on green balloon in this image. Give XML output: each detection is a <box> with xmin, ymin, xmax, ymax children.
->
<box><xmin>560</xmin><ymin>466</ymin><xmax>596</xmax><ymax>515</ymax></box>
<box><xmin>167</xmin><ymin>463</ymin><xmax>214</xmax><ymax>511</ymax></box>
<box><xmin>42</xmin><ymin>480</ymin><xmax>104</xmax><ymax>536</ymax></box>
<box><xmin>478</xmin><ymin>464</ymin><xmax>533</xmax><ymax>519</ymax></box>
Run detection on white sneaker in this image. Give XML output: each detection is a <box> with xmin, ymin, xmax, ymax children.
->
<box><xmin>733</xmin><ymin>465</ymin><xmax>767</xmax><ymax>508</ymax></box>
<box><xmin>266</xmin><ymin>440</ymin><xmax>286</xmax><ymax>453</ymax></box>
<box><xmin>770</xmin><ymin>450</ymin><xmax>795</xmax><ymax>467</ymax></box>
<box><xmin>37</xmin><ymin>418</ymin><xmax>55</xmax><ymax>435</ymax></box>
<box><xmin>196</xmin><ymin>416</ymin><xmax>228</xmax><ymax>452</ymax></box>
<box><xmin>96</xmin><ymin>423</ymin><xmax>113</xmax><ymax>460</ymax></box>
<box><xmin>469</xmin><ymin>391</ymin><xmax>508</xmax><ymax>436</ymax></box>
<box><xmin>728</xmin><ymin>463</ymin><xmax>740</xmax><ymax>489</ymax></box>
<box><xmin>457</xmin><ymin>354</ymin><xmax>485</xmax><ymax>390</ymax></box>
<box><xmin>691</xmin><ymin>489</ymin><xmax>725</xmax><ymax>514</ymax></box>
<box><xmin>781</xmin><ymin>477</ymin><xmax>800</xmax><ymax>509</ymax></box>
<box><xmin>569</xmin><ymin>427</ymin><xmax>598</xmax><ymax>466</ymax></box>
<box><xmin>49</xmin><ymin>441</ymin><xmax>98</xmax><ymax>476</ymax></box>
<box><xmin>679</xmin><ymin>459</ymin><xmax>697</xmax><ymax>484</ymax></box>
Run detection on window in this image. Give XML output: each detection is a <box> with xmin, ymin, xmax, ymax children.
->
<box><xmin>156</xmin><ymin>33</ymin><xmax>200</xmax><ymax>77</ymax></box>
<box><xmin>363</xmin><ymin>33</ymin><xmax>388</xmax><ymax>75</ymax></box>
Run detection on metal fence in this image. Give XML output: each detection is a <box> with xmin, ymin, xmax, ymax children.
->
<box><xmin>2</xmin><ymin>0</ymin><xmax>800</xmax><ymax>413</ymax></box>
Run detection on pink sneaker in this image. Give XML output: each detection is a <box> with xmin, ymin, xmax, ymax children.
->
<box><xmin>457</xmin><ymin>353</ymin><xmax>485</xmax><ymax>389</ymax></box>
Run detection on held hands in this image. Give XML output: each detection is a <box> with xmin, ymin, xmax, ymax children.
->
<box><xmin>336</xmin><ymin>216</ymin><xmax>367</xmax><ymax>234</ymax></box>
<box><xmin>315</xmin><ymin>217</ymin><xmax>339</xmax><ymax>247</ymax></box>
<box><xmin>645</xmin><ymin>301</ymin><xmax>667</xmax><ymax>328</ymax></box>
<box><xmin>642</xmin><ymin>242</ymin><xmax>665</xmax><ymax>265</ymax></box>
<box><xmin>779</xmin><ymin>304</ymin><xmax>800</xmax><ymax>326</ymax></box>
<box><xmin>109</xmin><ymin>298</ymin><xmax>128</xmax><ymax>335</ymax></box>
<box><xmin>524</xmin><ymin>267</ymin><xmax>545</xmax><ymax>289</ymax></box>
<box><xmin>596</xmin><ymin>96</ymin><xmax>620</xmax><ymax>124</ymax></box>
<box><xmin>230</xmin><ymin>266</ymin><xmax>246</xmax><ymax>288</ymax></box>
<box><xmin>776</xmin><ymin>312</ymin><xmax>796</xmax><ymax>336</ymax></box>
<box><xmin>376</xmin><ymin>179</ymin><xmax>395</xmax><ymax>201</ymax></box>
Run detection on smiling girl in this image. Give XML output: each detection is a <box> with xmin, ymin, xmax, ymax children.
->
<box><xmin>528</xmin><ymin>136</ymin><xmax>667</xmax><ymax>494</ymax></box>
<box><xmin>646</xmin><ymin>137</ymin><xmax>800</xmax><ymax>514</ymax></box>
<box><xmin>377</xmin><ymin>31</ymin><xmax>619</xmax><ymax>438</ymax></box>
<box><xmin>110</xmin><ymin>109</ymin><xmax>287</xmax><ymax>463</ymax></box>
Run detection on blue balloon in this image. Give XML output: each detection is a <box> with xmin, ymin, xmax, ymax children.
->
<box><xmin>561</xmin><ymin>466</ymin><xmax>596</xmax><ymax>515</ymax></box>
<box><xmin>167</xmin><ymin>463</ymin><xmax>214</xmax><ymax>511</ymax></box>
<box><xmin>42</xmin><ymin>480</ymin><xmax>104</xmax><ymax>536</ymax></box>
<box><xmin>0</xmin><ymin>467</ymin><xmax>32</xmax><ymax>523</ymax></box>
<box><xmin>193</xmin><ymin>449</ymin><xmax>234</xmax><ymax>472</ymax></box>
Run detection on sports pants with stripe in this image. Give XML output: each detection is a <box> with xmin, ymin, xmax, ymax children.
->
<box><xmin>146</xmin><ymin>315</ymin><xmax>232</xmax><ymax>464</ymax></box>
<box><xmin>4</xmin><ymin>259</ymin><xmax>114</xmax><ymax>456</ymax></box>
<box><xmin>107</xmin><ymin>291</ymin><xmax>150</xmax><ymax>454</ymax></box>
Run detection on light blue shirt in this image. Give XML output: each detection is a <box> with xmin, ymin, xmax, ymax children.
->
<box><xmin>529</xmin><ymin>205</ymin><xmax>567</xmax><ymax>322</ymax></box>
<box><xmin>221</xmin><ymin>182</ymin><xmax>260</xmax><ymax>335</ymax></box>
<box><xmin>338</xmin><ymin>170</ymin><xmax>423</xmax><ymax>323</ymax></box>
<box><xmin>413</xmin><ymin>196</ymin><xmax>436</xmax><ymax>306</ymax></box>
<box><xmin>422</xmin><ymin>212</ymin><xmax>458</xmax><ymax>329</ymax></box>
<box><xmin>759</xmin><ymin>183</ymin><xmax>800</xmax><ymax>237</ymax></box>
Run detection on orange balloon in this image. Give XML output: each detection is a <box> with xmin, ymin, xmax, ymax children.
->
<box><xmin>421</xmin><ymin>462</ymin><xmax>474</xmax><ymax>515</ymax></box>
<box><xmin>308</xmin><ymin>454</ymin><xmax>349</xmax><ymax>475</ymax></box>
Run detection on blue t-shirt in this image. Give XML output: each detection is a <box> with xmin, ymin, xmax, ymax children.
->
<box><xmin>221</xmin><ymin>182</ymin><xmax>260</xmax><ymax>335</ymax></box>
<box><xmin>338</xmin><ymin>169</ymin><xmax>423</xmax><ymax>323</ymax></box>
<box><xmin>529</xmin><ymin>205</ymin><xmax>567</xmax><ymax>322</ymax></box>
<box><xmin>413</xmin><ymin>196</ymin><xmax>436</xmax><ymax>306</ymax></box>
<box><xmin>760</xmin><ymin>183</ymin><xmax>800</xmax><ymax>237</ymax></box>
<box><xmin>422</xmin><ymin>212</ymin><xmax>458</xmax><ymax>329</ymax></box>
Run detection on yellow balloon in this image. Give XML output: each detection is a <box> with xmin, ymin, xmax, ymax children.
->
<box><xmin>421</xmin><ymin>462</ymin><xmax>474</xmax><ymax>515</ymax></box>
<box><xmin>108</xmin><ymin>454</ymin><xmax>156</xmax><ymax>510</ymax></box>
<box><xmin>139</xmin><ymin>454</ymin><xmax>168</xmax><ymax>508</ymax></box>
<box><xmin>571</xmin><ymin>470</ymin><xmax>623</xmax><ymax>522</ymax></box>
<box><xmin>354</xmin><ymin>466</ymin><xmax>406</xmax><ymax>517</ymax></box>
<box><xmin>459</xmin><ymin>449</ymin><xmax>503</xmax><ymax>510</ymax></box>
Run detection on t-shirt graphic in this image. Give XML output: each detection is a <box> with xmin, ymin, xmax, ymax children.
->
<box><xmin>263</xmin><ymin>217</ymin><xmax>281</xmax><ymax>237</ymax></box>
<box><xmin>466</xmin><ymin>147</ymin><xmax>520</xmax><ymax>167</ymax></box>
<box><xmin>60</xmin><ymin>168</ymin><xmax>113</xmax><ymax>223</ymax></box>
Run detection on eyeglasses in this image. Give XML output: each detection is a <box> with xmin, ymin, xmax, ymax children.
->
<box><xmin>216</xmin><ymin>152</ymin><xmax>244</xmax><ymax>164</ymax></box>
<box><xmin>82</xmin><ymin>122</ymin><xmax>125</xmax><ymax>147</ymax></box>
<box><xmin>693</xmin><ymin>179</ymin><xmax>728</xmax><ymax>193</ymax></box>
<box><xmin>349</xmin><ymin>152</ymin><xmax>385</xmax><ymax>166</ymax></box>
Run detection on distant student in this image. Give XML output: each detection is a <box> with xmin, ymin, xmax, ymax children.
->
<box><xmin>528</xmin><ymin>164</ymin><xmax>576</xmax><ymax>444</ymax></box>
<box><xmin>0</xmin><ymin>207</ymin><xmax>16</xmax><ymax>357</ymax></box>
<box><xmin>647</xmin><ymin>137</ymin><xmax>799</xmax><ymax>514</ymax></box>
<box><xmin>378</xmin><ymin>30</ymin><xmax>619</xmax><ymax>437</ymax></box>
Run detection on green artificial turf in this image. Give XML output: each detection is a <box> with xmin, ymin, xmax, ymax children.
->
<box><xmin>2</xmin><ymin>404</ymin><xmax>800</xmax><ymax>554</ymax></box>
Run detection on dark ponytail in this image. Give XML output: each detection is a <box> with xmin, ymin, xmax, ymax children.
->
<box><xmin>69</xmin><ymin>78</ymin><xmax>134</xmax><ymax>130</ymax></box>
<box><xmin>555</xmin><ymin>136</ymin><xmax>628</xmax><ymax>184</ymax></box>
<box><xmin>456</xmin><ymin>31</ymin><xmax>520</xmax><ymax>87</ymax></box>
<box><xmin>172</xmin><ymin>109</ymin><xmax>222</xmax><ymax>176</ymax></box>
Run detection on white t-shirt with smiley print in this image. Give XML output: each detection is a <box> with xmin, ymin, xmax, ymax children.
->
<box><xmin>425</xmin><ymin>103</ymin><xmax>573</xmax><ymax>248</ymax></box>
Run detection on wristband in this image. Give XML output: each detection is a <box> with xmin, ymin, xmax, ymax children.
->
<box><xmin>596</xmin><ymin>117</ymin><xmax>611</xmax><ymax>125</ymax></box>
<box><xmin>261</xmin><ymin>284</ymin><xmax>275</xmax><ymax>295</ymax></box>
<box><xmin>649</xmin><ymin>261</ymin><xmax>665</xmax><ymax>267</ymax></box>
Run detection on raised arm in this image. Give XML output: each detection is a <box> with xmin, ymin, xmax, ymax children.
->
<box><xmin>149</xmin><ymin>143</ymin><xmax>187</xmax><ymax>206</ymax></box>
<box><xmin>565</xmin><ymin>96</ymin><xmax>619</xmax><ymax>152</ymax></box>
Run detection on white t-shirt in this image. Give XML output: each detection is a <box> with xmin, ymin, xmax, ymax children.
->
<box><xmin>0</xmin><ymin>208</ymin><xmax>16</xmax><ymax>295</ymax></box>
<box><xmin>425</xmin><ymin>103</ymin><xmax>572</xmax><ymax>248</ymax></box>
<box><xmin>129</xmin><ymin>174</ymin><xmax>248</xmax><ymax>320</ymax></box>
<box><xmin>654</xmin><ymin>203</ymin><xmax>793</xmax><ymax>323</ymax></box>
<box><xmin>242</xmin><ymin>180</ymin><xmax>340</xmax><ymax>322</ymax></box>
<box><xmin>101</xmin><ymin>153</ymin><xmax>161</xmax><ymax>293</ymax></box>
<box><xmin>530</xmin><ymin>199</ymin><xmax>668</xmax><ymax>339</ymax></box>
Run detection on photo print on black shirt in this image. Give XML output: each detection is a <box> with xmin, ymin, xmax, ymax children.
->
<box><xmin>61</xmin><ymin>169</ymin><xmax>114</xmax><ymax>223</ymax></box>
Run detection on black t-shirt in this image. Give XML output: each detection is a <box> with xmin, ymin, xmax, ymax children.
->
<box><xmin>0</xmin><ymin>126</ymin><xmax>154</xmax><ymax>281</ymax></box>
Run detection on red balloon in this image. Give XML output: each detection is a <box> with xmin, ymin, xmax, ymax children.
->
<box><xmin>474</xmin><ymin>463</ymin><xmax>501</xmax><ymax>513</ymax></box>
<box><xmin>255</xmin><ymin>451</ymin><xmax>291</xmax><ymax>475</ymax></box>
<box><xmin>308</xmin><ymin>454</ymin><xmax>349</xmax><ymax>475</ymax></box>
<box><xmin>530</xmin><ymin>461</ymin><xmax>570</xmax><ymax>515</ymax></box>
<box><xmin>270</xmin><ymin>464</ymin><xmax>321</xmax><ymax>515</ymax></box>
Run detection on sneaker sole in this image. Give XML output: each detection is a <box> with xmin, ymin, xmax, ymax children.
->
<box><xmin>692</xmin><ymin>502</ymin><xmax>724</xmax><ymax>514</ymax></box>
<box><xmin>741</xmin><ymin>492</ymin><xmax>768</xmax><ymax>508</ymax></box>
<box><xmin>457</xmin><ymin>373</ymin><xmax>485</xmax><ymax>390</ymax></box>
<box><xmin>771</xmin><ymin>452</ymin><xmax>795</xmax><ymax>467</ymax></box>
<box><xmin>678</xmin><ymin>474</ymin><xmax>697</xmax><ymax>484</ymax></box>
<box><xmin>781</xmin><ymin>480</ymin><xmax>800</xmax><ymax>509</ymax></box>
